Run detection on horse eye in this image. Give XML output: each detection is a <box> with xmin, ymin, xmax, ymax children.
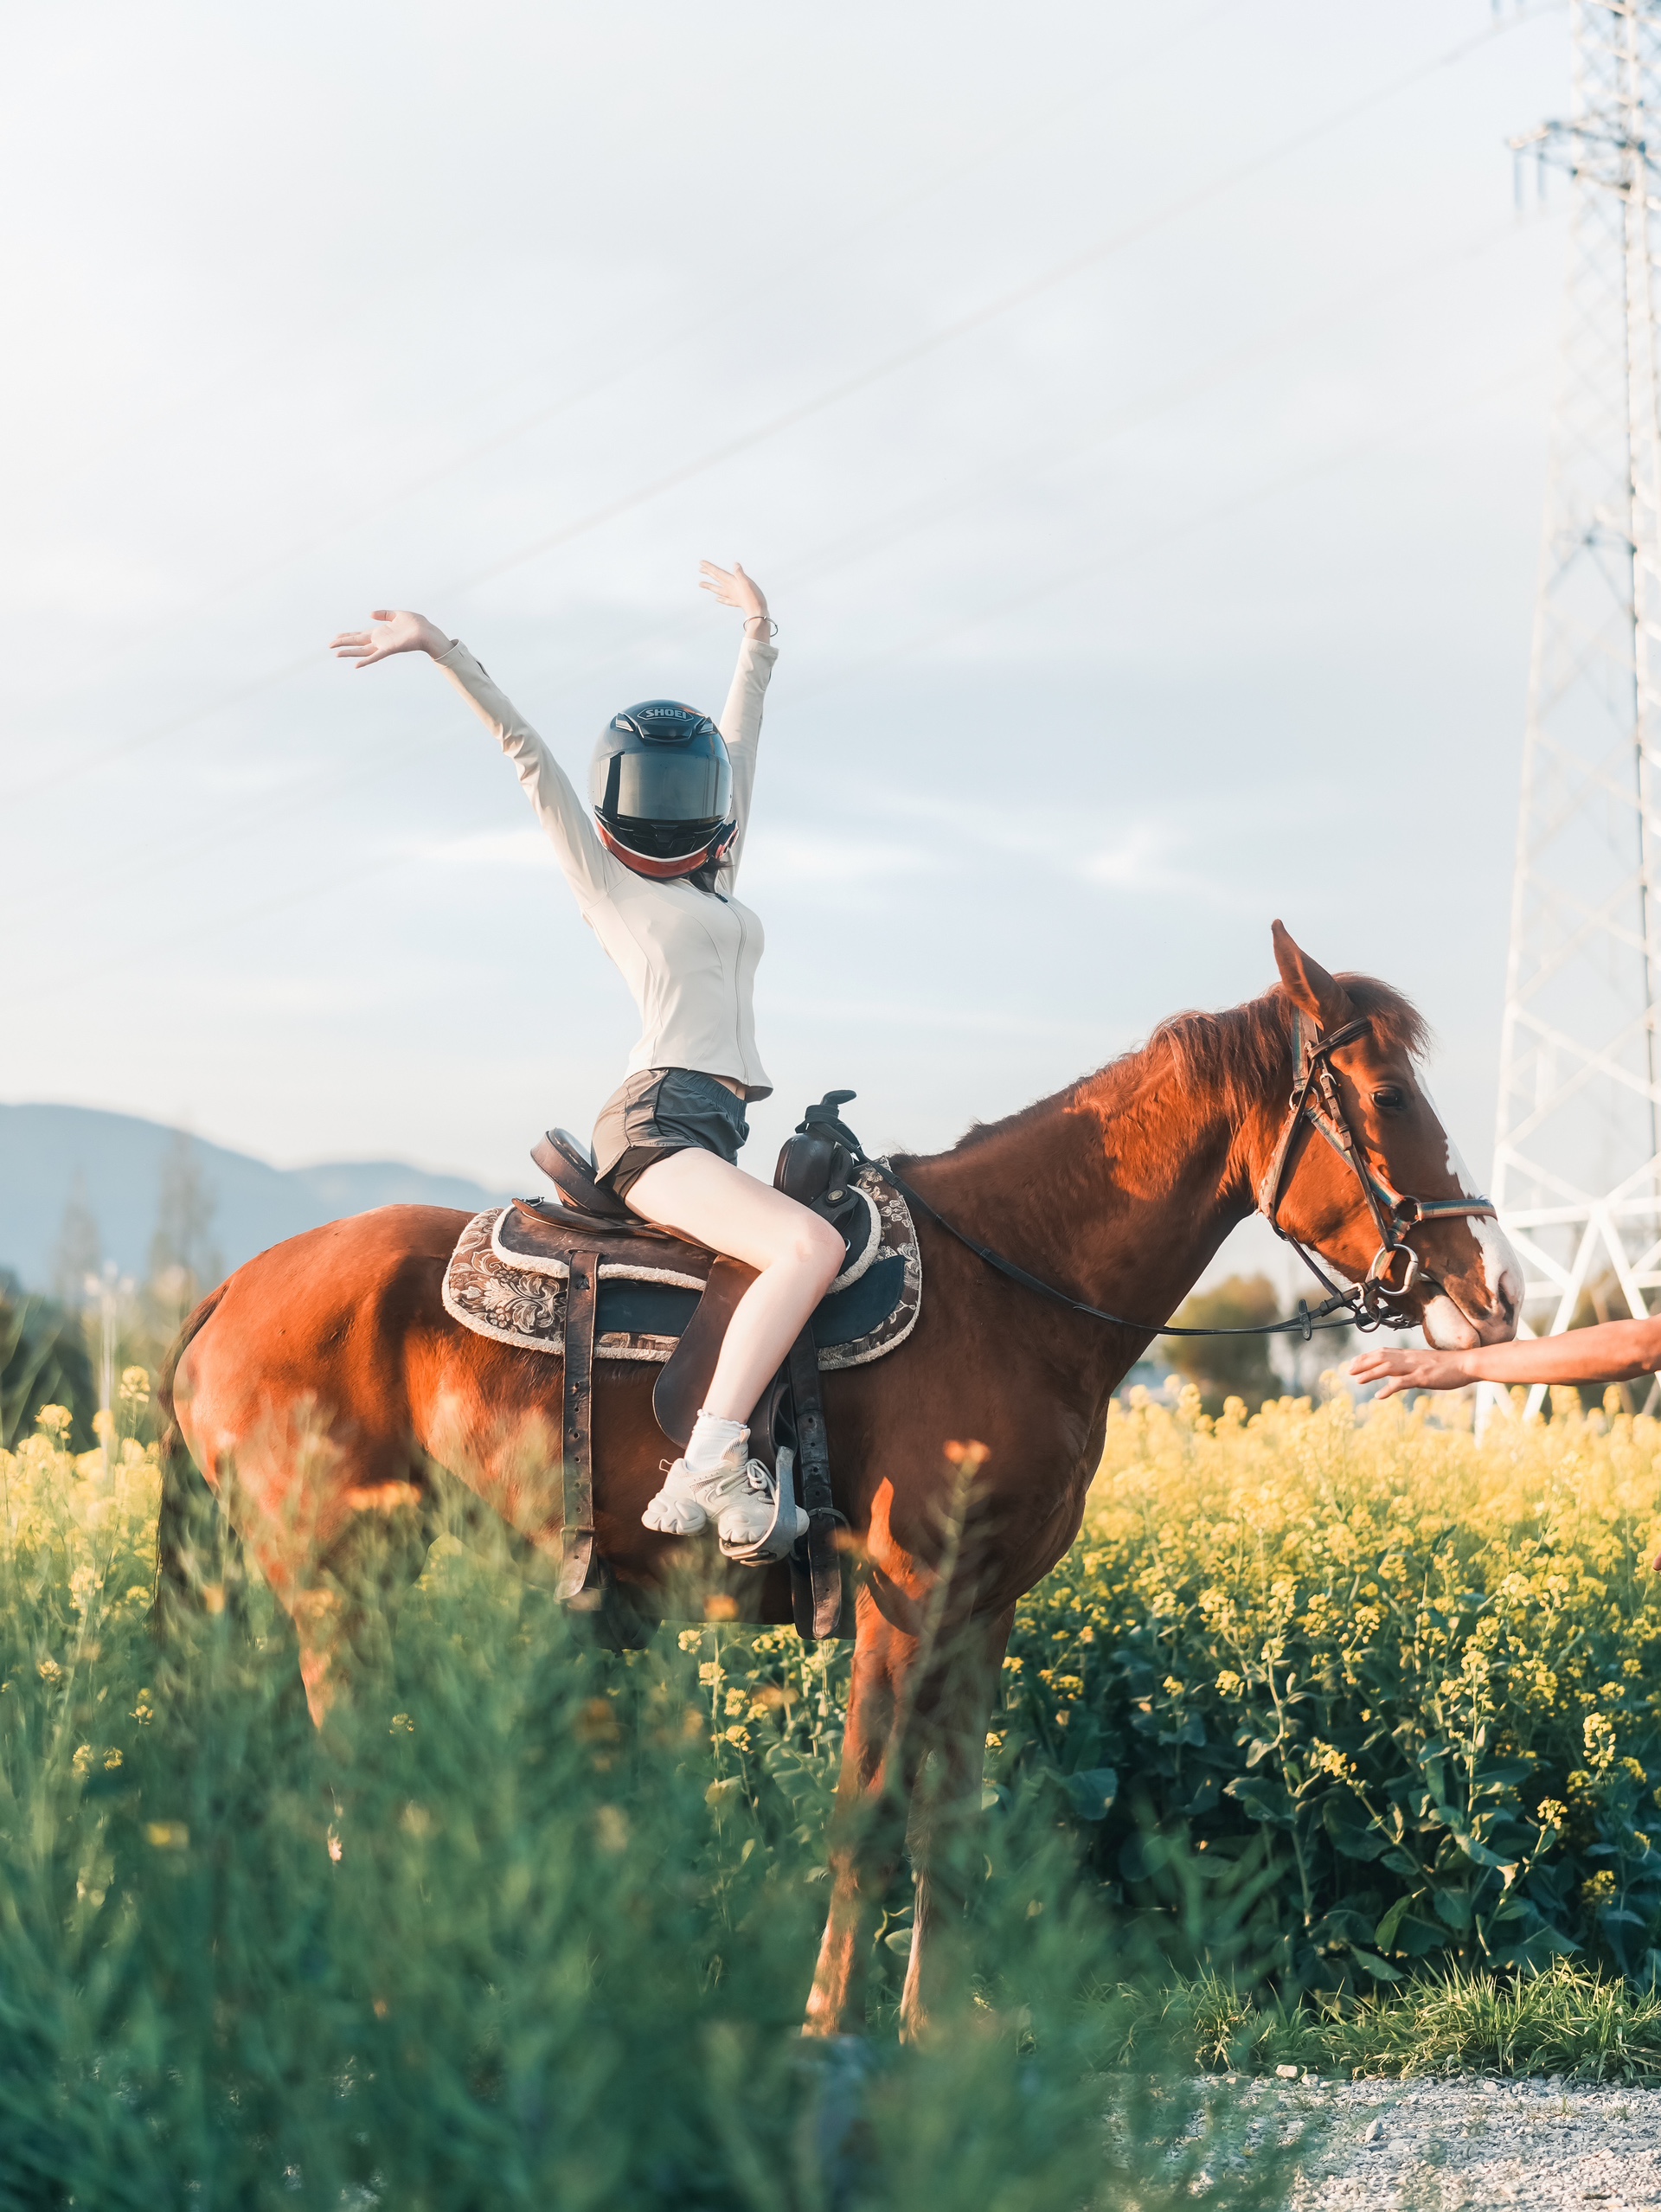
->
<box><xmin>1373</xmin><ymin>1087</ymin><xmax>1407</xmax><ymax>1114</ymax></box>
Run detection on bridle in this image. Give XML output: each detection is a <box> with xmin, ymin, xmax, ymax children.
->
<box><xmin>1253</xmin><ymin>1010</ymin><xmax>1498</xmax><ymax>1329</ymax></box>
<box><xmin>869</xmin><ymin>1010</ymin><xmax>1498</xmax><ymax>1343</ymax></box>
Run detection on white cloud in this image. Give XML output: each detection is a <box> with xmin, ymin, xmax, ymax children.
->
<box><xmin>741</xmin><ymin>828</ymin><xmax>939</xmax><ymax>888</ymax></box>
<box><xmin>411</xmin><ymin>828</ymin><xmax>551</xmax><ymax>870</ymax></box>
<box><xmin>1077</xmin><ymin>823</ymin><xmax>1178</xmax><ymax>889</ymax></box>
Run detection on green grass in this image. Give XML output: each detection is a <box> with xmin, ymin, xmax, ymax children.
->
<box><xmin>1134</xmin><ymin>1959</ymin><xmax>1661</xmax><ymax>2081</ymax></box>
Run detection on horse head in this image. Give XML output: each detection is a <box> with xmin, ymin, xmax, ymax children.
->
<box><xmin>1252</xmin><ymin>922</ymin><xmax>1521</xmax><ymax>1350</ymax></box>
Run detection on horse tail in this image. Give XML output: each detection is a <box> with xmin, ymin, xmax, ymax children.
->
<box><xmin>152</xmin><ymin>1282</ymin><xmax>234</xmax><ymax>1628</ymax></box>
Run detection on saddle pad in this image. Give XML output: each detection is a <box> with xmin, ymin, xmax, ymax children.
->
<box><xmin>441</xmin><ymin>1163</ymin><xmax>922</xmax><ymax>1372</ymax></box>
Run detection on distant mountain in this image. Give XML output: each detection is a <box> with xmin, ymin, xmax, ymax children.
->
<box><xmin>0</xmin><ymin>1103</ymin><xmax>509</xmax><ymax>1292</ymax></box>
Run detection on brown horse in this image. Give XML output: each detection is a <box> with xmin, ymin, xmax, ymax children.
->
<box><xmin>158</xmin><ymin>925</ymin><xmax>1520</xmax><ymax>2037</ymax></box>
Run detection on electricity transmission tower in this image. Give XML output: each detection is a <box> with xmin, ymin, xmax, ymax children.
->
<box><xmin>1490</xmin><ymin>0</ymin><xmax>1661</xmax><ymax>1409</ymax></box>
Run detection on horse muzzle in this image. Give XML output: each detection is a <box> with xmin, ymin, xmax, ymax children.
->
<box><xmin>1357</xmin><ymin>1212</ymin><xmax>1523</xmax><ymax>1348</ymax></box>
<box><xmin>1414</xmin><ymin>1219</ymin><xmax>1523</xmax><ymax>1350</ymax></box>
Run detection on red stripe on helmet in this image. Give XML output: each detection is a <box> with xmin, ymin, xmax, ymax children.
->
<box><xmin>594</xmin><ymin>818</ymin><xmax>734</xmax><ymax>881</ymax></box>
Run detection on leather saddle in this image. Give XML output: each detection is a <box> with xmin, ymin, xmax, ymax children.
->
<box><xmin>521</xmin><ymin>1091</ymin><xmax>866</xmax><ymax>1641</ymax></box>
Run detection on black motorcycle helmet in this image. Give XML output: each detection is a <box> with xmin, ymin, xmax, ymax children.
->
<box><xmin>589</xmin><ymin>700</ymin><xmax>735</xmax><ymax>880</ymax></box>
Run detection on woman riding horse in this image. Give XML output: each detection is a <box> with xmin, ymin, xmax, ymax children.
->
<box><xmin>331</xmin><ymin>567</ymin><xmax>843</xmax><ymax>1564</ymax></box>
<box><xmin>160</xmin><ymin>914</ymin><xmax>1523</xmax><ymax>2033</ymax></box>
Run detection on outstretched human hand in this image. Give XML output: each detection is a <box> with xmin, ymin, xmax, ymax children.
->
<box><xmin>699</xmin><ymin>561</ymin><xmax>770</xmax><ymax>628</ymax></box>
<box><xmin>1347</xmin><ymin>1346</ymin><xmax>1475</xmax><ymax>1401</ymax></box>
<box><xmin>330</xmin><ymin>610</ymin><xmax>452</xmax><ymax>668</ymax></box>
<box><xmin>1351</xmin><ymin>1314</ymin><xmax>1661</xmax><ymax>1399</ymax></box>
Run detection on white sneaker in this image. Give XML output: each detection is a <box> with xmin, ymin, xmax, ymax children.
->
<box><xmin>641</xmin><ymin>1446</ymin><xmax>807</xmax><ymax>1563</ymax></box>
<box><xmin>640</xmin><ymin>1458</ymin><xmax>709</xmax><ymax>1536</ymax></box>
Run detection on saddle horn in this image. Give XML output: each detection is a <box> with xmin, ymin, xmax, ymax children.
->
<box><xmin>796</xmin><ymin>1089</ymin><xmax>863</xmax><ymax>1156</ymax></box>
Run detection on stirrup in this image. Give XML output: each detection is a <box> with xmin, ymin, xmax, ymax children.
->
<box><xmin>718</xmin><ymin>1450</ymin><xmax>808</xmax><ymax>1566</ymax></box>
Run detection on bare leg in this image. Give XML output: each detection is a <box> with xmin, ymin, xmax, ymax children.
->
<box><xmin>626</xmin><ymin>1149</ymin><xmax>846</xmax><ymax>1420</ymax></box>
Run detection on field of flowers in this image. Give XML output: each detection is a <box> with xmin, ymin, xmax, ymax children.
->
<box><xmin>998</xmin><ymin>1385</ymin><xmax>1661</xmax><ymax>1991</ymax></box>
<box><xmin>5</xmin><ymin>1369</ymin><xmax>1661</xmax><ymax>2199</ymax></box>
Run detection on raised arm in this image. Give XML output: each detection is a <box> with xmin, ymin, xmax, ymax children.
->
<box><xmin>330</xmin><ymin>609</ymin><xmax>614</xmax><ymax>907</ymax></box>
<box><xmin>1350</xmin><ymin>1318</ymin><xmax>1661</xmax><ymax>1400</ymax></box>
<box><xmin>698</xmin><ymin>561</ymin><xmax>777</xmax><ymax>887</ymax></box>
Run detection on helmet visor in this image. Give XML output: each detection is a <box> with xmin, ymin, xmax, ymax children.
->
<box><xmin>606</xmin><ymin>815</ymin><xmax>731</xmax><ymax>862</ymax></box>
<box><xmin>596</xmin><ymin>747</ymin><xmax>732</xmax><ymax>824</ymax></box>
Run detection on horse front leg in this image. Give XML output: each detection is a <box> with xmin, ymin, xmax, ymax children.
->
<box><xmin>899</xmin><ymin>1604</ymin><xmax>1013</xmax><ymax>2042</ymax></box>
<box><xmin>804</xmin><ymin>1593</ymin><xmax>926</xmax><ymax>2037</ymax></box>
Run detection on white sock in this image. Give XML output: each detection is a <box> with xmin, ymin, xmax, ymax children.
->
<box><xmin>684</xmin><ymin>1411</ymin><xmax>748</xmax><ymax>1474</ymax></box>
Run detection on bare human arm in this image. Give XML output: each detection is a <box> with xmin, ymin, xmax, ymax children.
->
<box><xmin>1350</xmin><ymin>1319</ymin><xmax>1661</xmax><ymax>1400</ymax></box>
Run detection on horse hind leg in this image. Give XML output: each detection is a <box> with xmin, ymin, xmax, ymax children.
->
<box><xmin>257</xmin><ymin>1461</ymin><xmax>433</xmax><ymax>1733</ymax></box>
<box><xmin>170</xmin><ymin>1376</ymin><xmax>429</xmax><ymax>1733</ymax></box>
<box><xmin>152</xmin><ymin>1286</ymin><xmax>240</xmax><ymax>1632</ymax></box>
<box><xmin>154</xmin><ymin>1415</ymin><xmax>242</xmax><ymax>1631</ymax></box>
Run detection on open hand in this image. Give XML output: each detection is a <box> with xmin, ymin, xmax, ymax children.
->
<box><xmin>699</xmin><ymin>561</ymin><xmax>769</xmax><ymax>626</ymax></box>
<box><xmin>330</xmin><ymin>610</ymin><xmax>452</xmax><ymax>668</ymax></box>
<box><xmin>1348</xmin><ymin>1346</ymin><xmax>1473</xmax><ymax>1400</ymax></box>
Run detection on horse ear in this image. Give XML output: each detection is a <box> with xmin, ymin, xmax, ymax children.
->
<box><xmin>1271</xmin><ymin>920</ymin><xmax>1354</xmax><ymax>1034</ymax></box>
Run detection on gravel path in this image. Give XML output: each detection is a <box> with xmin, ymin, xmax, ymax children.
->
<box><xmin>1217</xmin><ymin>2074</ymin><xmax>1661</xmax><ymax>2209</ymax></box>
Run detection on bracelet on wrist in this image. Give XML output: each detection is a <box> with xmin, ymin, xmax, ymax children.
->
<box><xmin>743</xmin><ymin>613</ymin><xmax>778</xmax><ymax>638</ymax></box>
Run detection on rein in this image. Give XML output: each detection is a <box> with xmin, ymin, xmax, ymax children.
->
<box><xmin>870</xmin><ymin>1011</ymin><xmax>1499</xmax><ymax>1344</ymax></box>
<box><xmin>882</xmin><ymin>1167</ymin><xmax>1363</xmax><ymax>1340</ymax></box>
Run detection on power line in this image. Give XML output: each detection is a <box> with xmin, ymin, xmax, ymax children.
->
<box><xmin>2</xmin><ymin>650</ymin><xmax>319</xmax><ymax>810</ymax></box>
<box><xmin>25</xmin><ymin>202</ymin><xmax>1544</xmax><ymax>901</ymax></box>
<box><xmin>786</xmin><ymin>356</ymin><xmax>1549</xmax><ymax>703</ymax></box>
<box><xmin>492</xmin><ymin>210</ymin><xmax>1546</xmax><ymax>705</ymax></box>
<box><xmin>1</xmin><ymin>345</ymin><xmax>1549</xmax><ymax>1023</ymax></box>
<box><xmin>22</xmin><ymin>0</ymin><xmax>1239</xmax><ymax>518</ymax></box>
<box><xmin>0</xmin><ymin>4</ymin><xmax>1553</xmax><ymax>817</ymax></box>
<box><xmin>438</xmin><ymin>8</ymin><xmax>1562</xmax><ymax>610</ymax></box>
<box><xmin>23</xmin><ymin>0</ymin><xmax>1247</xmax><ymax>694</ymax></box>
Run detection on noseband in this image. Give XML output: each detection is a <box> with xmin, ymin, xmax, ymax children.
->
<box><xmin>1254</xmin><ymin>1012</ymin><xmax>1497</xmax><ymax>1324</ymax></box>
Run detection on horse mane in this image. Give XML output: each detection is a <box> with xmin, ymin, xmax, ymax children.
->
<box><xmin>940</xmin><ymin>975</ymin><xmax>1431</xmax><ymax>1157</ymax></box>
<box><xmin>1148</xmin><ymin>974</ymin><xmax>1431</xmax><ymax>1124</ymax></box>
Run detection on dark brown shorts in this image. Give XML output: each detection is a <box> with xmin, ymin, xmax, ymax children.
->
<box><xmin>591</xmin><ymin>1068</ymin><xmax>751</xmax><ymax>1202</ymax></box>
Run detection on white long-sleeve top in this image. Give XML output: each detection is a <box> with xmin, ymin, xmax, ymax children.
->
<box><xmin>435</xmin><ymin>631</ymin><xmax>778</xmax><ymax>1100</ymax></box>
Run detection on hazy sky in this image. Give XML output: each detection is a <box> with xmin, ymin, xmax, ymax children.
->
<box><xmin>2</xmin><ymin>1</ymin><xmax>1571</xmax><ymax>1284</ymax></box>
